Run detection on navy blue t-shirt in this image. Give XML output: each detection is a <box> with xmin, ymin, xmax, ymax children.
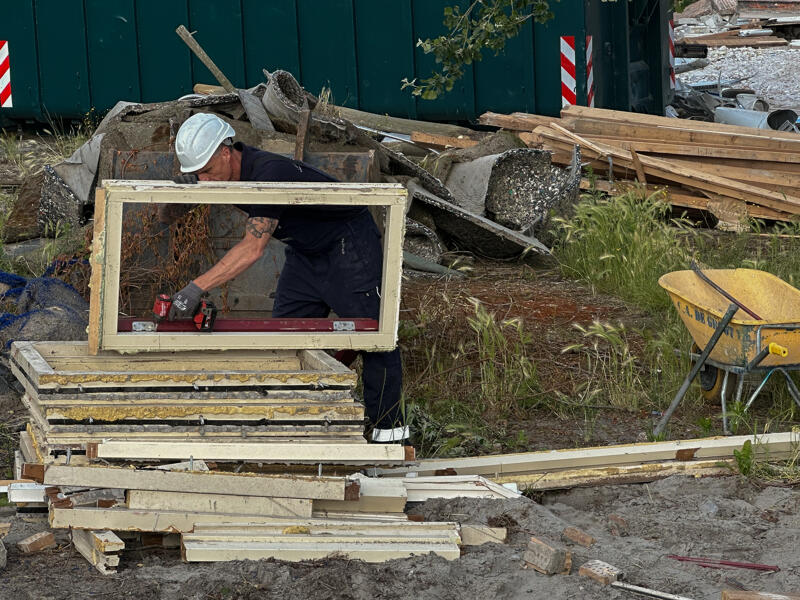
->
<box><xmin>237</xmin><ymin>143</ymin><xmax>366</xmax><ymax>253</ymax></box>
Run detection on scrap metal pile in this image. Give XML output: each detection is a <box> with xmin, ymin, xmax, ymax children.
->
<box><xmin>481</xmin><ymin>105</ymin><xmax>800</xmax><ymax>230</ymax></box>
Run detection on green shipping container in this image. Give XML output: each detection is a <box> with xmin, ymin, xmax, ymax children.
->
<box><xmin>0</xmin><ymin>0</ymin><xmax>672</xmax><ymax>126</ymax></box>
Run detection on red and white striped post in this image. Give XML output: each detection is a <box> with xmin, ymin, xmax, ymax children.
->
<box><xmin>0</xmin><ymin>41</ymin><xmax>12</xmax><ymax>108</ymax></box>
<box><xmin>560</xmin><ymin>35</ymin><xmax>576</xmax><ymax>107</ymax></box>
<box><xmin>586</xmin><ymin>35</ymin><xmax>595</xmax><ymax>108</ymax></box>
<box><xmin>668</xmin><ymin>19</ymin><xmax>676</xmax><ymax>90</ymax></box>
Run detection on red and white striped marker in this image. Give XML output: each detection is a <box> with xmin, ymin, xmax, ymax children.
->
<box><xmin>668</xmin><ymin>19</ymin><xmax>676</xmax><ymax>90</ymax></box>
<box><xmin>560</xmin><ymin>35</ymin><xmax>576</xmax><ymax>107</ymax></box>
<box><xmin>586</xmin><ymin>35</ymin><xmax>595</xmax><ymax>108</ymax></box>
<box><xmin>0</xmin><ymin>41</ymin><xmax>12</xmax><ymax>108</ymax></box>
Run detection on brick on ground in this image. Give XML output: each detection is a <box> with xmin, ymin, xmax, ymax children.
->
<box><xmin>523</xmin><ymin>536</ymin><xmax>572</xmax><ymax>575</ymax></box>
<box><xmin>17</xmin><ymin>531</ymin><xmax>56</xmax><ymax>554</ymax></box>
<box><xmin>561</xmin><ymin>526</ymin><xmax>595</xmax><ymax>548</ymax></box>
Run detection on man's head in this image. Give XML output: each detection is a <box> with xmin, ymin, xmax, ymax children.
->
<box><xmin>175</xmin><ymin>113</ymin><xmax>237</xmax><ymax>180</ymax></box>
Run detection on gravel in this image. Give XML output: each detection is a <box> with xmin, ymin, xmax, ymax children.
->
<box><xmin>679</xmin><ymin>46</ymin><xmax>800</xmax><ymax>111</ymax></box>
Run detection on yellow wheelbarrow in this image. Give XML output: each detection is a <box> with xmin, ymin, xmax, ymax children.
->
<box><xmin>656</xmin><ymin>265</ymin><xmax>800</xmax><ymax>435</ymax></box>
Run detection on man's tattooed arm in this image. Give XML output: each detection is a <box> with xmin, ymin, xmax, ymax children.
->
<box><xmin>245</xmin><ymin>217</ymin><xmax>279</xmax><ymax>239</ymax></box>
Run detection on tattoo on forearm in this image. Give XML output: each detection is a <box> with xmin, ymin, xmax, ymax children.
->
<box><xmin>246</xmin><ymin>217</ymin><xmax>278</xmax><ymax>239</ymax></box>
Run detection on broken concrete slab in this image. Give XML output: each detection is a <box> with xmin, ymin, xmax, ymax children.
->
<box><xmin>404</xmin><ymin>219</ymin><xmax>445</xmax><ymax>264</ymax></box>
<box><xmin>39</xmin><ymin>165</ymin><xmax>85</xmax><ymax>234</ymax></box>
<box><xmin>407</xmin><ymin>180</ymin><xmax>549</xmax><ymax>259</ymax></box>
<box><xmin>446</xmin><ymin>148</ymin><xmax>581</xmax><ymax>239</ymax></box>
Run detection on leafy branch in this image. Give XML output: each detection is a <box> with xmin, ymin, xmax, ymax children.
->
<box><xmin>402</xmin><ymin>0</ymin><xmax>554</xmax><ymax>100</ymax></box>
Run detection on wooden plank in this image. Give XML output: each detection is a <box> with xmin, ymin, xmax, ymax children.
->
<box><xmin>561</xmin><ymin>105</ymin><xmax>800</xmax><ymax>143</ymax></box>
<box><xmin>88</xmin><ymin>188</ymin><xmax>107</xmax><ymax>355</ymax></box>
<box><xmin>34</xmin><ymin>389</ymin><xmax>354</xmax><ymax>406</ymax></box>
<box><xmin>409</xmin><ymin>131</ymin><xmax>479</xmax><ymax>150</ymax></box>
<box><xmin>721</xmin><ymin>592</ymin><xmax>800</xmax><ymax>600</ymax></box>
<box><xmin>566</xmin><ymin>117</ymin><xmax>800</xmax><ymax>153</ymax></box>
<box><xmin>126</xmin><ymin>490</ymin><xmax>313</xmax><ymax>517</ymax></box>
<box><xmin>41</xmin><ymin>402</ymin><xmax>364</xmax><ymax>422</ymax></box>
<box><xmin>377</xmin><ymin>431</ymin><xmax>798</xmax><ymax>477</ymax></box>
<box><xmin>293</xmin><ymin>109</ymin><xmax>311</xmax><ymax>161</ymax></box>
<box><xmin>579</xmin><ymin>178</ymin><xmax>792</xmax><ymax>222</ymax></box>
<box><xmin>50</xmin><ymin>507</ymin><xmax>392</xmax><ymax>533</ymax></box>
<box><xmin>92</xmin><ymin>440</ymin><xmax>410</xmax><ymax>464</ymax></box>
<box><xmin>575</xmin><ymin>135</ymin><xmax>800</xmax><ymax>164</ymax></box>
<box><xmin>299</xmin><ymin>349</ymin><xmax>352</xmax><ymax>375</ymax></box>
<box><xmin>181</xmin><ymin>539</ymin><xmax>461</xmax><ymax>562</ymax></box>
<box><xmin>191</xmin><ymin>519</ymin><xmax>457</xmax><ymax>535</ymax></box>
<box><xmin>7</xmin><ymin>483</ymin><xmax>47</xmax><ymax>503</ymax></box>
<box><xmin>44</xmin><ymin>465</ymin><xmax>355</xmax><ymax>500</ymax></box>
<box><xmin>459</xmin><ymin>525</ymin><xmax>507</xmax><ymax>546</ymax></box>
<box><xmin>534</xmin><ymin>127</ymin><xmax>800</xmax><ymax>214</ymax></box>
<box><xmin>314</xmin><ymin>476</ymin><xmax>407</xmax><ymax>514</ymax></box>
<box><xmin>477</xmin><ymin>111</ymin><xmax>561</xmax><ymax>131</ymax></box>
<box><xmin>183</xmin><ymin>530</ymin><xmax>460</xmax><ymax>544</ymax></box>
<box><xmin>71</xmin><ymin>529</ymin><xmax>122</xmax><ymax>574</ymax></box>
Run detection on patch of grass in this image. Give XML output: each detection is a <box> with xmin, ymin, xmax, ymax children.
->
<box><xmin>553</xmin><ymin>189</ymin><xmax>690</xmax><ymax>312</ymax></box>
<box><xmin>402</xmin><ymin>293</ymin><xmax>543</xmax><ymax>456</ymax></box>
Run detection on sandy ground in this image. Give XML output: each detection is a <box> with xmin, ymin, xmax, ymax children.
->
<box><xmin>0</xmin><ymin>475</ymin><xmax>797</xmax><ymax>599</ymax></box>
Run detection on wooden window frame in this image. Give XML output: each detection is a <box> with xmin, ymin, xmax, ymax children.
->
<box><xmin>88</xmin><ymin>181</ymin><xmax>407</xmax><ymax>355</ymax></box>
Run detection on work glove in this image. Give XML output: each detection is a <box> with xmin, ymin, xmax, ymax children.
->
<box><xmin>173</xmin><ymin>173</ymin><xmax>198</xmax><ymax>184</ymax></box>
<box><xmin>168</xmin><ymin>281</ymin><xmax>204</xmax><ymax>321</ymax></box>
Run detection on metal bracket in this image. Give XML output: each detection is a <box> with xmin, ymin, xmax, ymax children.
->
<box><xmin>333</xmin><ymin>320</ymin><xmax>356</xmax><ymax>331</ymax></box>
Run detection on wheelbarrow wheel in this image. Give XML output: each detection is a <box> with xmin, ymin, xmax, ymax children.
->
<box><xmin>691</xmin><ymin>343</ymin><xmax>737</xmax><ymax>405</ymax></box>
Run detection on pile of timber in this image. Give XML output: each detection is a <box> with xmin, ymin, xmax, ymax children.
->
<box><xmin>480</xmin><ymin>106</ymin><xmax>800</xmax><ymax>228</ymax></box>
<box><xmin>680</xmin><ymin>27</ymin><xmax>788</xmax><ymax>47</ymax></box>
<box><xmin>7</xmin><ymin>340</ymin><xmax>515</xmax><ymax>570</ymax></box>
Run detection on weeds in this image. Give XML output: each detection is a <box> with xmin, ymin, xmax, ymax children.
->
<box><xmin>562</xmin><ymin>320</ymin><xmax>647</xmax><ymax>410</ymax></box>
<box><xmin>553</xmin><ymin>189</ymin><xmax>689</xmax><ymax>311</ymax></box>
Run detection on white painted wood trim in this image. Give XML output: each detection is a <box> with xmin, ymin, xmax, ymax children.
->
<box><xmin>44</xmin><ymin>465</ymin><xmax>351</xmax><ymax>500</ymax></box>
<box><xmin>94</xmin><ymin>441</ymin><xmax>407</xmax><ymax>463</ymax></box>
<box><xmin>377</xmin><ymin>431</ymin><xmax>800</xmax><ymax>477</ymax></box>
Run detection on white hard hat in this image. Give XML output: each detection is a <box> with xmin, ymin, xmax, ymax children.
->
<box><xmin>175</xmin><ymin>113</ymin><xmax>236</xmax><ymax>173</ymax></box>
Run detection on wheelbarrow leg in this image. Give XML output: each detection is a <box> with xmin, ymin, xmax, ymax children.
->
<box><xmin>720</xmin><ymin>370</ymin><xmax>730</xmax><ymax>435</ymax></box>
<box><xmin>744</xmin><ymin>369</ymin><xmax>776</xmax><ymax>412</ymax></box>
<box><xmin>654</xmin><ymin>303</ymin><xmax>739</xmax><ymax>438</ymax></box>
<box><xmin>777</xmin><ymin>368</ymin><xmax>800</xmax><ymax>411</ymax></box>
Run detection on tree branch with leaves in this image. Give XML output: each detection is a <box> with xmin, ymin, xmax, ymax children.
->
<box><xmin>402</xmin><ymin>0</ymin><xmax>555</xmax><ymax>100</ymax></box>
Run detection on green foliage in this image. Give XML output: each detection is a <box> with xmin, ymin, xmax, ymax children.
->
<box><xmin>402</xmin><ymin>294</ymin><xmax>542</xmax><ymax>456</ymax></box>
<box><xmin>734</xmin><ymin>439</ymin><xmax>754</xmax><ymax>476</ymax></box>
<box><xmin>553</xmin><ymin>190</ymin><xmax>690</xmax><ymax>312</ymax></box>
<box><xmin>402</xmin><ymin>0</ymin><xmax>554</xmax><ymax>100</ymax></box>
<box><xmin>563</xmin><ymin>320</ymin><xmax>646</xmax><ymax>410</ymax></box>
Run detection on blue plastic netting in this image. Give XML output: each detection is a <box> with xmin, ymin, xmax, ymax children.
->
<box><xmin>0</xmin><ymin>272</ymin><xmax>89</xmax><ymax>349</ymax></box>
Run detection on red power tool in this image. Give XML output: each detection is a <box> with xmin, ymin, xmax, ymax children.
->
<box><xmin>151</xmin><ymin>294</ymin><xmax>217</xmax><ymax>331</ymax></box>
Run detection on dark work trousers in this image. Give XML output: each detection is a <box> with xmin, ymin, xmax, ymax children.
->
<box><xmin>271</xmin><ymin>213</ymin><xmax>404</xmax><ymax>431</ymax></box>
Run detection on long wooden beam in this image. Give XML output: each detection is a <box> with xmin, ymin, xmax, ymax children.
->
<box><xmin>565</xmin><ymin>117</ymin><xmax>800</xmax><ymax>154</ymax></box>
<box><xmin>126</xmin><ymin>490</ymin><xmax>313</xmax><ymax>517</ymax></box>
<box><xmin>560</xmin><ymin>105</ymin><xmax>800</xmax><ymax>143</ymax></box>
<box><xmin>88</xmin><ymin>441</ymin><xmax>412</xmax><ymax>464</ymax></box>
<box><xmin>44</xmin><ymin>465</ymin><xmax>358</xmax><ymax>500</ymax></box>
<box><xmin>375</xmin><ymin>431</ymin><xmax>798</xmax><ymax>478</ymax></box>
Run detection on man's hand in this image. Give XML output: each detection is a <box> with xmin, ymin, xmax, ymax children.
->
<box><xmin>173</xmin><ymin>173</ymin><xmax>198</xmax><ymax>184</ymax></box>
<box><xmin>168</xmin><ymin>281</ymin><xmax>204</xmax><ymax>321</ymax></box>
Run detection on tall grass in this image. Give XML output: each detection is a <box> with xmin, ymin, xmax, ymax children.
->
<box><xmin>402</xmin><ymin>293</ymin><xmax>542</xmax><ymax>456</ymax></box>
<box><xmin>554</xmin><ymin>189</ymin><xmax>689</xmax><ymax>311</ymax></box>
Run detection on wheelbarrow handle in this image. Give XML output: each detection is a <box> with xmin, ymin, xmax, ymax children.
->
<box><xmin>746</xmin><ymin>342</ymin><xmax>789</xmax><ymax>371</ymax></box>
<box><xmin>654</xmin><ymin>303</ymin><xmax>739</xmax><ymax>438</ymax></box>
<box><xmin>690</xmin><ymin>261</ymin><xmax>763</xmax><ymax>321</ymax></box>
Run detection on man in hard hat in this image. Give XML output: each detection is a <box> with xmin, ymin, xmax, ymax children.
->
<box><xmin>165</xmin><ymin>112</ymin><xmax>407</xmax><ymax>443</ymax></box>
